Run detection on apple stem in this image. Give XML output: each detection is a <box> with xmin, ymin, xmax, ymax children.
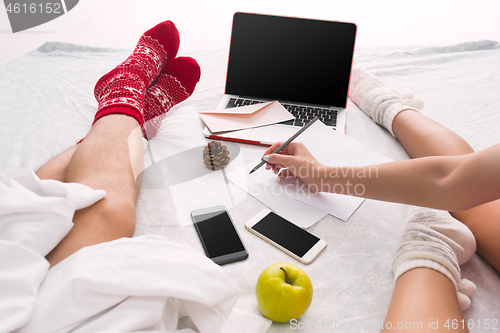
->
<box><xmin>280</xmin><ymin>267</ymin><xmax>291</xmax><ymax>284</ymax></box>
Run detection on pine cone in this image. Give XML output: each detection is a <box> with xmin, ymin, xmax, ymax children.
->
<box><xmin>203</xmin><ymin>141</ymin><xmax>230</xmax><ymax>170</ymax></box>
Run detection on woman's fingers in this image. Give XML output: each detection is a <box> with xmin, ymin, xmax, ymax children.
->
<box><xmin>262</xmin><ymin>142</ymin><xmax>284</xmax><ymax>156</ymax></box>
<box><xmin>263</xmin><ymin>142</ymin><xmax>313</xmax><ymax>181</ymax></box>
<box><xmin>277</xmin><ymin>168</ymin><xmax>295</xmax><ymax>181</ymax></box>
<box><xmin>262</xmin><ymin>142</ymin><xmax>302</xmax><ymax>159</ymax></box>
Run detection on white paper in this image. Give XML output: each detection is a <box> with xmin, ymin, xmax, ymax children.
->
<box><xmin>169</xmin><ymin>151</ymin><xmax>248</xmax><ymax>227</ymax></box>
<box><xmin>297</xmin><ymin>121</ymin><xmax>393</xmax><ymax>167</ymax></box>
<box><xmin>227</xmin><ymin>121</ymin><xmax>393</xmax><ymax>227</ymax></box>
<box><xmin>295</xmin><ymin>190</ymin><xmax>365</xmax><ymax>221</ymax></box>
<box><xmin>291</xmin><ymin>121</ymin><xmax>393</xmax><ymax>220</ymax></box>
<box><xmin>227</xmin><ymin>163</ymin><xmax>327</xmax><ymax>228</ymax></box>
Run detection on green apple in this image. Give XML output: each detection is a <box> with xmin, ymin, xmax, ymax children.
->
<box><xmin>255</xmin><ymin>262</ymin><xmax>313</xmax><ymax>322</ymax></box>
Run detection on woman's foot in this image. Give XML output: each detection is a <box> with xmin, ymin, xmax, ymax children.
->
<box><xmin>349</xmin><ymin>67</ymin><xmax>424</xmax><ymax>136</ymax></box>
<box><xmin>393</xmin><ymin>206</ymin><xmax>477</xmax><ymax>310</ymax></box>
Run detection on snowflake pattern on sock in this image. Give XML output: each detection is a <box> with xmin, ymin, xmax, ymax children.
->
<box><xmin>142</xmin><ymin>57</ymin><xmax>201</xmax><ymax>139</ymax></box>
<box><xmin>93</xmin><ymin>21</ymin><xmax>180</xmax><ymax>126</ymax></box>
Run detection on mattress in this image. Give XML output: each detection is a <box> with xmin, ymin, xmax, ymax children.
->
<box><xmin>1</xmin><ymin>40</ymin><xmax>499</xmax><ymax>332</ymax></box>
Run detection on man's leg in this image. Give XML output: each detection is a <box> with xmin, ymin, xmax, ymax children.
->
<box><xmin>45</xmin><ymin>114</ymin><xmax>143</xmax><ymax>267</ymax></box>
<box><xmin>40</xmin><ymin>20</ymin><xmax>199</xmax><ymax>266</ymax></box>
<box><xmin>35</xmin><ymin>145</ymin><xmax>77</xmax><ymax>182</ymax></box>
<box><xmin>393</xmin><ymin>110</ymin><xmax>500</xmax><ymax>272</ymax></box>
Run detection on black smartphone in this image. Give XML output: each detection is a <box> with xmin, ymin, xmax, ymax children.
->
<box><xmin>191</xmin><ymin>205</ymin><xmax>249</xmax><ymax>265</ymax></box>
<box><xmin>245</xmin><ymin>209</ymin><xmax>327</xmax><ymax>264</ymax></box>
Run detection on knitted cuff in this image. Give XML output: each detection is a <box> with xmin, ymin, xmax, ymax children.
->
<box><xmin>382</xmin><ymin>102</ymin><xmax>420</xmax><ymax>136</ymax></box>
<box><xmin>349</xmin><ymin>67</ymin><xmax>424</xmax><ymax>136</ymax></box>
<box><xmin>393</xmin><ymin>255</ymin><xmax>460</xmax><ymax>290</ymax></box>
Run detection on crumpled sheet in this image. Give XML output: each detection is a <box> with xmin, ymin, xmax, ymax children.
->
<box><xmin>0</xmin><ymin>169</ymin><xmax>270</xmax><ymax>333</ymax></box>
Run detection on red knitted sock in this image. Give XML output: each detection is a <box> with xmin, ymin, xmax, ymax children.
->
<box><xmin>142</xmin><ymin>56</ymin><xmax>201</xmax><ymax>139</ymax></box>
<box><xmin>93</xmin><ymin>21</ymin><xmax>180</xmax><ymax>126</ymax></box>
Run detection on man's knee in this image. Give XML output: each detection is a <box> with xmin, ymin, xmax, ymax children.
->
<box><xmin>95</xmin><ymin>196</ymin><xmax>136</xmax><ymax>238</ymax></box>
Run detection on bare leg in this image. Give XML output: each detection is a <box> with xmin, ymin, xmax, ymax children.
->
<box><xmin>35</xmin><ymin>145</ymin><xmax>77</xmax><ymax>182</ymax></box>
<box><xmin>382</xmin><ymin>110</ymin><xmax>497</xmax><ymax>330</ymax></box>
<box><xmin>348</xmin><ymin>68</ymin><xmax>491</xmax><ymax>330</ymax></box>
<box><xmin>41</xmin><ymin>21</ymin><xmax>191</xmax><ymax>266</ymax></box>
<box><xmin>393</xmin><ymin>110</ymin><xmax>500</xmax><ymax>272</ymax></box>
<box><xmin>45</xmin><ymin>114</ymin><xmax>143</xmax><ymax>266</ymax></box>
<box><xmin>393</xmin><ymin>111</ymin><xmax>474</xmax><ymax>158</ymax></box>
<box><xmin>383</xmin><ymin>268</ymin><xmax>467</xmax><ymax>333</ymax></box>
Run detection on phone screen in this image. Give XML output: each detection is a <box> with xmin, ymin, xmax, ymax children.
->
<box><xmin>251</xmin><ymin>212</ymin><xmax>320</xmax><ymax>257</ymax></box>
<box><xmin>192</xmin><ymin>210</ymin><xmax>246</xmax><ymax>260</ymax></box>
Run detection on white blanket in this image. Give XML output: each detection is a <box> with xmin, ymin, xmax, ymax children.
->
<box><xmin>0</xmin><ymin>169</ymin><xmax>270</xmax><ymax>333</ymax></box>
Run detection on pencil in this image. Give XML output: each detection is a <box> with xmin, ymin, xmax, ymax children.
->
<box><xmin>249</xmin><ymin>116</ymin><xmax>319</xmax><ymax>174</ymax></box>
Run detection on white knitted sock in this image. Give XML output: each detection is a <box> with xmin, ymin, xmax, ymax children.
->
<box><xmin>393</xmin><ymin>206</ymin><xmax>477</xmax><ymax>311</ymax></box>
<box><xmin>349</xmin><ymin>67</ymin><xmax>424</xmax><ymax>136</ymax></box>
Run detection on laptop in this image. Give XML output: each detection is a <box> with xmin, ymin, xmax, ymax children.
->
<box><xmin>204</xmin><ymin>12</ymin><xmax>357</xmax><ymax>145</ymax></box>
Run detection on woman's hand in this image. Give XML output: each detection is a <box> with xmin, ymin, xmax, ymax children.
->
<box><xmin>261</xmin><ymin>141</ymin><xmax>500</xmax><ymax>212</ymax></box>
<box><xmin>262</xmin><ymin>142</ymin><xmax>328</xmax><ymax>191</ymax></box>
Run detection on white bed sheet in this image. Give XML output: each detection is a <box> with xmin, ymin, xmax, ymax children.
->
<box><xmin>0</xmin><ymin>169</ymin><xmax>271</xmax><ymax>333</ymax></box>
<box><xmin>1</xmin><ymin>40</ymin><xmax>499</xmax><ymax>332</ymax></box>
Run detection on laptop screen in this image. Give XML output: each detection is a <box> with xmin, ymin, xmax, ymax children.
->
<box><xmin>225</xmin><ymin>13</ymin><xmax>357</xmax><ymax>108</ymax></box>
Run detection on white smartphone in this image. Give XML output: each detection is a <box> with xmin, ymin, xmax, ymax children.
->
<box><xmin>191</xmin><ymin>205</ymin><xmax>249</xmax><ymax>265</ymax></box>
<box><xmin>245</xmin><ymin>209</ymin><xmax>327</xmax><ymax>264</ymax></box>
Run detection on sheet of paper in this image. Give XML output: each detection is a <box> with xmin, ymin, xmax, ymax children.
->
<box><xmin>227</xmin><ymin>120</ymin><xmax>393</xmax><ymax>227</ymax></box>
<box><xmin>292</xmin><ymin>185</ymin><xmax>365</xmax><ymax>221</ymax></box>
<box><xmin>296</xmin><ymin>121</ymin><xmax>393</xmax><ymax>167</ymax></box>
<box><xmin>226</xmin><ymin>163</ymin><xmax>327</xmax><ymax>228</ymax></box>
<box><xmin>291</xmin><ymin>121</ymin><xmax>393</xmax><ymax>218</ymax></box>
<box><xmin>231</xmin><ymin>165</ymin><xmax>365</xmax><ymax>223</ymax></box>
<box><xmin>167</xmin><ymin>144</ymin><xmax>248</xmax><ymax>227</ymax></box>
<box><xmin>198</xmin><ymin>100</ymin><xmax>294</xmax><ymax>133</ymax></box>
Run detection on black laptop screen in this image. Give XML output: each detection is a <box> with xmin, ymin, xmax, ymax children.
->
<box><xmin>225</xmin><ymin>13</ymin><xmax>357</xmax><ymax>108</ymax></box>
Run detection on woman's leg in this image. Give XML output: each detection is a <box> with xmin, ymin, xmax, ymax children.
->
<box><xmin>383</xmin><ymin>268</ymin><xmax>467</xmax><ymax>333</ymax></box>
<box><xmin>349</xmin><ymin>68</ymin><xmax>494</xmax><ymax>331</ymax></box>
<box><xmin>383</xmin><ymin>205</ymin><xmax>476</xmax><ymax>332</ymax></box>
<box><xmin>350</xmin><ymin>67</ymin><xmax>500</xmax><ymax>270</ymax></box>
<box><xmin>393</xmin><ymin>110</ymin><xmax>500</xmax><ymax>272</ymax></box>
<box><xmin>392</xmin><ymin>111</ymin><xmax>474</xmax><ymax>158</ymax></box>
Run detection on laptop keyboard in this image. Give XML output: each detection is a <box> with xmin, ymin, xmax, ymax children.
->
<box><xmin>225</xmin><ymin>98</ymin><xmax>337</xmax><ymax>128</ymax></box>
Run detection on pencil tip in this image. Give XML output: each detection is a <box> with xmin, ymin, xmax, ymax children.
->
<box><xmin>249</xmin><ymin>169</ymin><xmax>255</xmax><ymax>174</ymax></box>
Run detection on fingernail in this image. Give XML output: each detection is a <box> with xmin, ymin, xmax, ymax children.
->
<box><xmin>263</xmin><ymin>155</ymin><xmax>269</xmax><ymax>162</ymax></box>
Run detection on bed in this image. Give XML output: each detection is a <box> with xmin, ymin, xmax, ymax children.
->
<box><xmin>1</xmin><ymin>39</ymin><xmax>499</xmax><ymax>332</ymax></box>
